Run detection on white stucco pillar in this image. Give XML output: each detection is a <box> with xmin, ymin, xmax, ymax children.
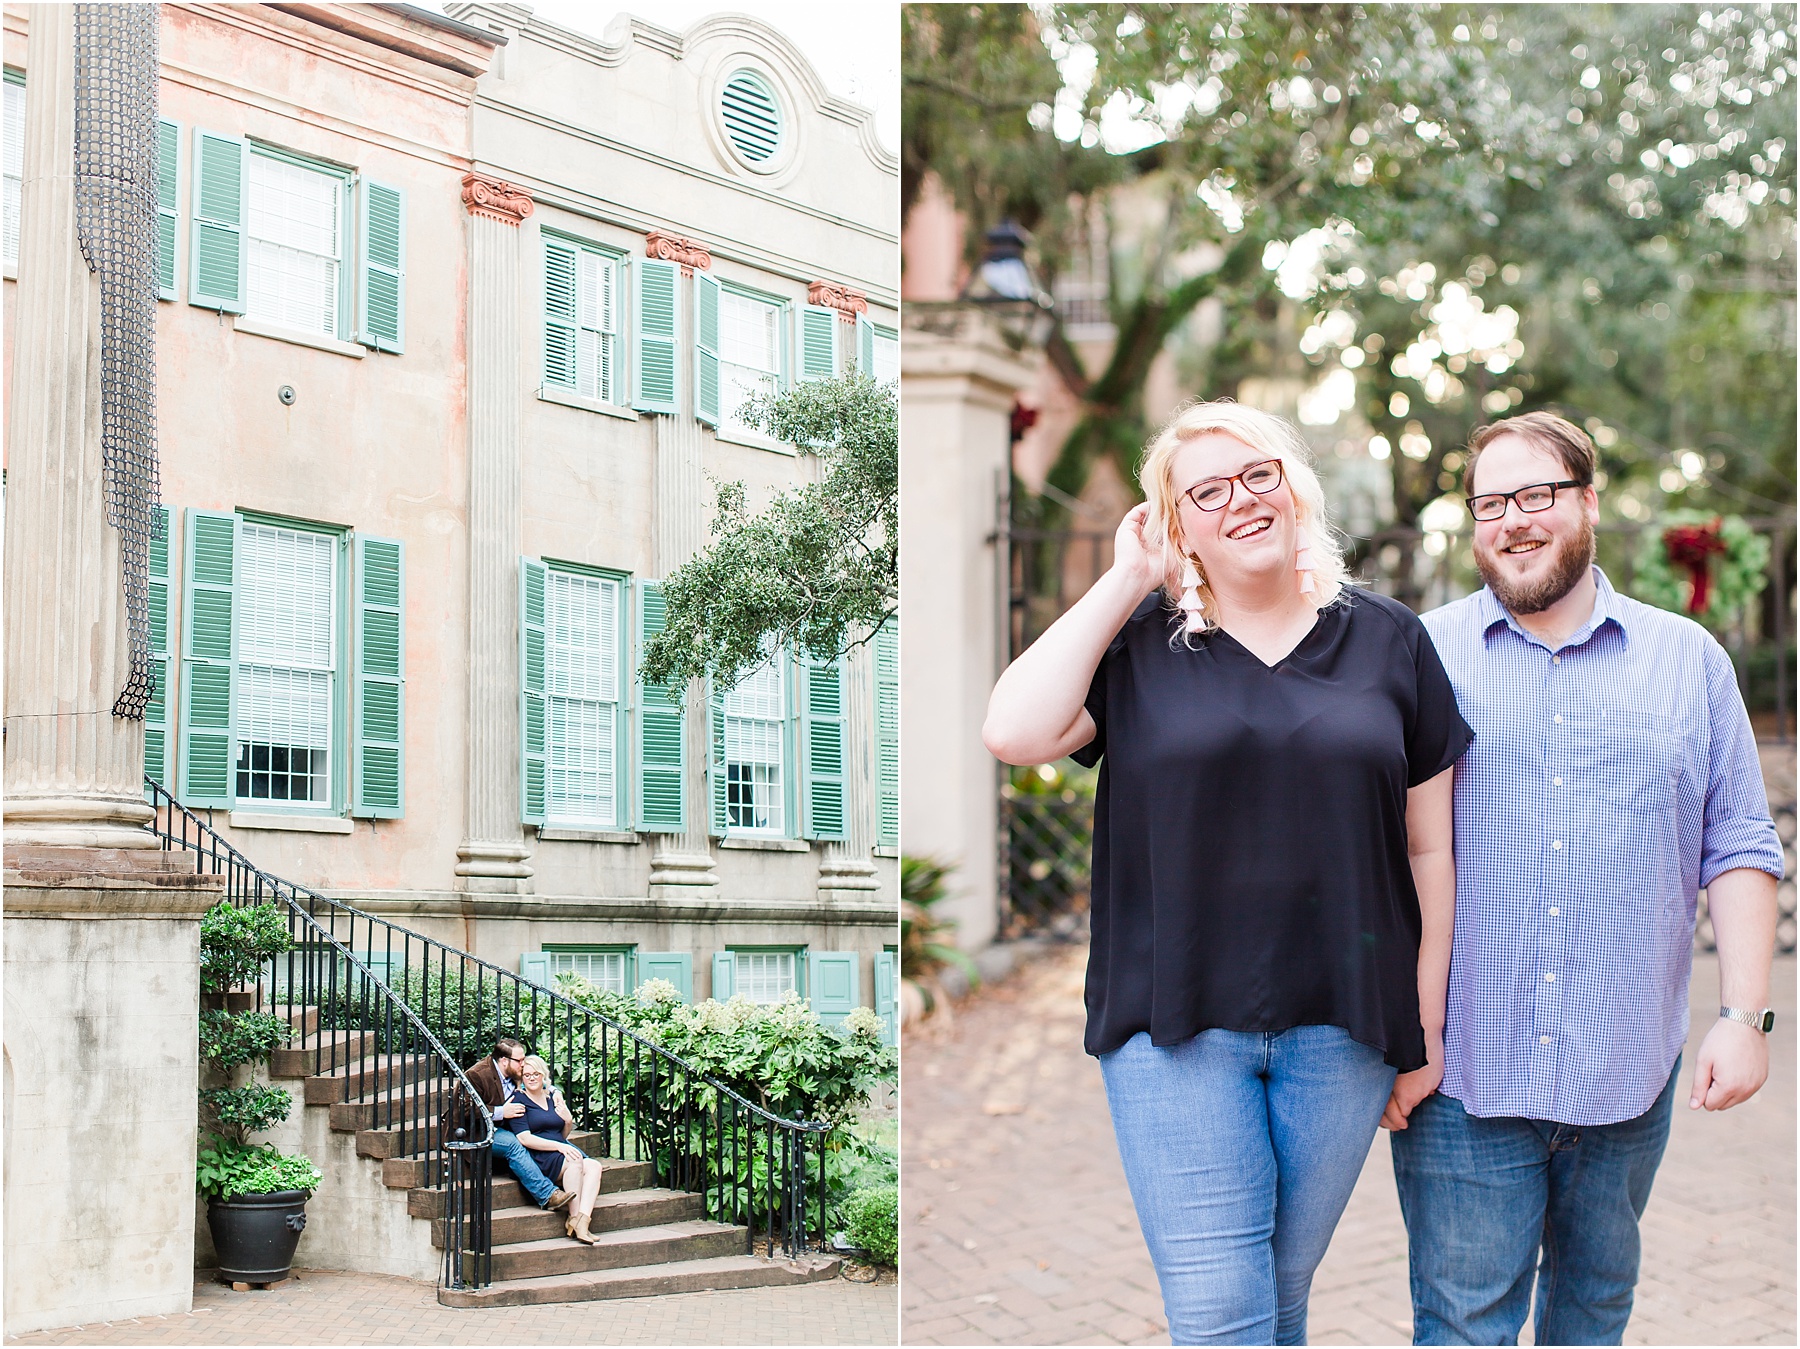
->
<box><xmin>898</xmin><ymin>315</ymin><xmax>1038</xmax><ymax>950</ymax></box>
<box><xmin>454</xmin><ymin>174</ymin><xmax>536</xmax><ymax>893</ymax></box>
<box><xmin>2</xmin><ymin>3</ymin><xmax>154</xmax><ymax>849</ymax></box>
<box><xmin>648</xmin><ymin>246</ymin><xmax>719</xmax><ymax>898</ymax></box>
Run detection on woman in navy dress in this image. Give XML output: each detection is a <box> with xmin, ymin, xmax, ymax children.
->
<box><xmin>507</xmin><ymin>1055</ymin><xmax>604</xmax><ymax>1244</ymax></box>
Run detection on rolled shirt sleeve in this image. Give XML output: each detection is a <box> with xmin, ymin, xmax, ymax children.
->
<box><xmin>1699</xmin><ymin>636</ymin><xmax>1786</xmax><ymax>887</ymax></box>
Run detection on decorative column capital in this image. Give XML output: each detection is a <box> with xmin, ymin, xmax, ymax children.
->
<box><xmin>808</xmin><ymin>280</ymin><xmax>869</xmax><ymax>323</ymax></box>
<box><xmin>461</xmin><ymin>173</ymin><xmax>534</xmax><ymax>225</ymax></box>
<box><xmin>644</xmin><ymin>231</ymin><xmax>712</xmax><ymax>277</ymax></box>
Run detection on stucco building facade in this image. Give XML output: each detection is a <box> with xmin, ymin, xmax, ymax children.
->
<box><xmin>3</xmin><ymin>2</ymin><xmax>899</xmax><ymax>1030</ymax></box>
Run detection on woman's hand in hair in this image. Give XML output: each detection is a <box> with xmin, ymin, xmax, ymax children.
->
<box><xmin>1112</xmin><ymin>503</ymin><xmax>1162</xmax><ymax>602</ymax></box>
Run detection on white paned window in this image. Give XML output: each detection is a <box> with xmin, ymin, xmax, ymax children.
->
<box><xmin>719</xmin><ymin>290</ymin><xmax>781</xmax><ymax>429</ymax></box>
<box><xmin>543</xmin><ymin>239</ymin><xmax>617</xmax><ymax>402</ymax></box>
<box><xmin>3</xmin><ymin>77</ymin><xmax>24</xmax><ymax>268</ymax></box>
<box><xmin>573</xmin><ymin>250</ymin><xmax>616</xmax><ymax>401</ymax></box>
<box><xmin>246</xmin><ymin>152</ymin><xmax>342</xmax><ymax>336</ymax></box>
<box><xmin>872</xmin><ymin>330</ymin><xmax>899</xmax><ymax>385</ymax></box>
<box><xmin>723</xmin><ymin>655</ymin><xmax>784</xmax><ymax>833</ymax></box>
<box><xmin>236</xmin><ymin>522</ymin><xmax>335</xmax><ymax>806</ymax></box>
<box><xmin>548</xmin><ymin>949</ymin><xmax>629</xmax><ymax>995</ymax></box>
<box><xmin>734</xmin><ymin>951</ymin><xmax>797</xmax><ymax>1004</ymax></box>
<box><xmin>546</xmin><ymin>570</ymin><xmax>620</xmax><ymax>826</ymax></box>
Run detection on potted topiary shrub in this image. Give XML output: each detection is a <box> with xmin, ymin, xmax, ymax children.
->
<box><xmin>196</xmin><ymin>901</ymin><xmax>322</xmax><ymax>1285</ymax></box>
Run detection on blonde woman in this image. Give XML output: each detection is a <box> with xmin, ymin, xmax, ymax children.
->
<box><xmin>506</xmin><ymin>1055</ymin><xmax>605</xmax><ymax>1245</ymax></box>
<box><xmin>984</xmin><ymin>402</ymin><xmax>1469</xmax><ymax>1345</ymax></box>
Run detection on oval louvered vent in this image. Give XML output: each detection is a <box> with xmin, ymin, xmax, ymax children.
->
<box><xmin>721</xmin><ymin>70</ymin><xmax>782</xmax><ymax>164</ymax></box>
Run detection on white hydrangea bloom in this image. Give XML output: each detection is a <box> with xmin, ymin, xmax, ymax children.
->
<box><xmin>636</xmin><ymin>977</ymin><xmax>680</xmax><ymax>1007</ymax></box>
<box><xmin>843</xmin><ymin>1006</ymin><xmax>882</xmax><ymax>1039</ymax></box>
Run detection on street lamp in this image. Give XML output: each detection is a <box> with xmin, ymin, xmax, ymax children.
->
<box><xmin>958</xmin><ymin>220</ymin><xmax>1055</xmax><ymax>348</ymax></box>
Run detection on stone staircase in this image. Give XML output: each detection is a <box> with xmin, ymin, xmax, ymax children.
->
<box><xmin>267</xmin><ymin>1008</ymin><xmax>840</xmax><ymax>1307</ymax></box>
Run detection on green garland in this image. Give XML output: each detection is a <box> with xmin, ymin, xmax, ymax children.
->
<box><xmin>1630</xmin><ymin>510</ymin><xmax>1769</xmax><ymax>630</ymax></box>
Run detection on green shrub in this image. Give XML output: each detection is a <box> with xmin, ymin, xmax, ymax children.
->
<box><xmin>200</xmin><ymin>1085</ymin><xmax>294</xmax><ymax>1138</ymax></box>
<box><xmin>197</xmin><ymin>1136</ymin><xmax>322</xmax><ymax>1202</ymax></box>
<box><xmin>200</xmin><ymin>901</ymin><xmax>293</xmax><ymax>992</ymax></box>
<box><xmin>841</xmin><ymin>1183</ymin><xmax>898</xmax><ymax>1265</ymax></box>
<box><xmin>199</xmin><ymin>1009</ymin><xmax>290</xmax><ymax>1072</ymax></box>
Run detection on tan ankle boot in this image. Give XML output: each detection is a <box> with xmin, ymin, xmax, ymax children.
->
<box><xmin>569</xmin><ymin>1208</ymin><xmax>600</xmax><ymax>1245</ymax></box>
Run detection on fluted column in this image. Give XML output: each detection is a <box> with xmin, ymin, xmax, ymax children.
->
<box><xmin>3</xmin><ymin>5</ymin><xmax>153</xmax><ymax>849</ymax></box>
<box><xmin>819</xmin><ymin>637</ymin><xmax>880</xmax><ymax>893</ymax></box>
<box><xmin>454</xmin><ymin>174</ymin><xmax>535</xmax><ymax>892</ymax></box>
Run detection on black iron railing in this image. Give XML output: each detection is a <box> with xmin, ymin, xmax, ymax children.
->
<box><xmin>149</xmin><ymin>780</ymin><xmax>834</xmax><ymax>1289</ymax></box>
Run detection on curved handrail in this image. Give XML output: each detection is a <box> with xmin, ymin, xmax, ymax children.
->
<box><xmin>150</xmin><ymin>779</ymin><xmax>844</xmax><ymax>1261</ymax></box>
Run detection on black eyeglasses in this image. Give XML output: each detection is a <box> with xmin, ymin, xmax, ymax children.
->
<box><xmin>1466</xmin><ymin>480</ymin><xmax>1583</xmax><ymax>522</ymax></box>
<box><xmin>1183</xmin><ymin>459</ymin><xmax>1285</xmax><ymax>512</ymax></box>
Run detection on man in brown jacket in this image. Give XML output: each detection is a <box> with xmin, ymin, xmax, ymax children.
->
<box><xmin>452</xmin><ymin>1037</ymin><xmax>572</xmax><ymax>1211</ymax></box>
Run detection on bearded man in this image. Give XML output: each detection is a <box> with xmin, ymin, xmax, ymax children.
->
<box><xmin>1386</xmin><ymin>411</ymin><xmax>1784</xmax><ymax>1346</ymax></box>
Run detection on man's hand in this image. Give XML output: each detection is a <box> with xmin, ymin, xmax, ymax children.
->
<box><xmin>499</xmin><ymin>1100</ymin><xmax>526</xmax><ymax>1120</ymax></box>
<box><xmin>1381</xmin><ymin>1059</ymin><xmax>1444</xmax><ymax>1131</ymax></box>
<box><xmin>1689</xmin><ymin>1017</ymin><xmax>1768</xmax><ymax>1110</ymax></box>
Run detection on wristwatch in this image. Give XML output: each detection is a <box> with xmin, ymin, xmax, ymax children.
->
<box><xmin>1720</xmin><ymin>1005</ymin><xmax>1775</xmax><ymax>1033</ymax></box>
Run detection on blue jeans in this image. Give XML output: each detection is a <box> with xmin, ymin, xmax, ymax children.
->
<box><xmin>1100</xmin><ymin>1026</ymin><xmax>1398</xmax><ymax>1345</ymax></box>
<box><xmin>1389</xmin><ymin>1060</ymin><xmax>1680</xmax><ymax>1346</ymax></box>
<box><xmin>490</xmin><ymin>1124</ymin><xmax>556</xmax><ymax>1206</ymax></box>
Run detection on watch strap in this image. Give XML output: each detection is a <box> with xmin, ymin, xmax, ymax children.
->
<box><xmin>1720</xmin><ymin>1005</ymin><xmax>1775</xmax><ymax>1033</ymax></box>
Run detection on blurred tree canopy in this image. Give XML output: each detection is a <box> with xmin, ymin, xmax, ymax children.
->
<box><xmin>903</xmin><ymin>3</ymin><xmax>1796</xmax><ymax>543</ymax></box>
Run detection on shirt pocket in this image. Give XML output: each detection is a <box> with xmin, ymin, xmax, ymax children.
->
<box><xmin>1598</xmin><ymin>710</ymin><xmax>1686</xmax><ymax>813</ymax></box>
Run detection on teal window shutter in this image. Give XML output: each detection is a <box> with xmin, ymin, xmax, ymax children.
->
<box><xmin>874</xmin><ymin>950</ymin><xmax>897</xmax><ymax>1045</ymax></box>
<box><xmin>707</xmin><ymin>679</ymin><xmax>727</xmax><ymax>837</ymax></box>
<box><xmin>856</xmin><ymin>314</ymin><xmax>874</xmax><ymax>376</ymax></box>
<box><xmin>189</xmin><ymin>129</ymin><xmax>246</xmax><ymax>312</ymax></box>
<box><xmin>694</xmin><ymin>271</ymin><xmax>721</xmax><ymax>426</ymax></box>
<box><xmin>799</xmin><ymin>654</ymin><xmax>846</xmax><ymax>841</ymax></box>
<box><xmin>144</xmin><ymin>505</ymin><xmax>173</xmax><ymax>793</ymax></box>
<box><xmin>542</xmin><ymin>235</ymin><xmax>579</xmax><ymax>389</ymax></box>
<box><xmin>799</xmin><ymin>303</ymin><xmax>836</xmax><ymax>380</ymax></box>
<box><xmin>351</xmin><ymin>535</ymin><xmax>404</xmax><ymax>818</ymax></box>
<box><xmin>156</xmin><ymin>119</ymin><xmax>179</xmax><ymax>300</ymax></box>
<box><xmin>179</xmin><ymin>509</ymin><xmax>237</xmax><ymax>807</ymax></box>
<box><xmin>633</xmin><ymin>257</ymin><xmax>679</xmax><ymax>414</ymax></box>
<box><xmin>635</xmin><ymin>580</ymin><xmax>686</xmax><ymax>833</ymax></box>
<box><xmin>519</xmin><ymin>558</ymin><xmax>547</xmax><ymax>826</ymax></box>
<box><xmin>711</xmin><ymin>951</ymin><xmax>735</xmax><ymax>1001</ymax></box>
<box><xmin>808</xmin><ymin>951</ymin><xmax>860</xmax><ymax>1031</ymax></box>
<box><xmin>357</xmin><ymin>180</ymin><xmax>404</xmax><ymax>353</ymax></box>
<box><xmin>520</xmin><ymin>952</ymin><xmax>551</xmax><ymax>988</ymax></box>
<box><xmin>874</xmin><ymin>620</ymin><xmax>899</xmax><ymax>848</ymax></box>
<box><xmin>638</xmin><ymin>953</ymin><xmax>692</xmax><ymax>1002</ymax></box>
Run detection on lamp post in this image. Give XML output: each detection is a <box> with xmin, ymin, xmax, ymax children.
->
<box><xmin>958</xmin><ymin>219</ymin><xmax>1056</xmax><ymax>348</ymax></box>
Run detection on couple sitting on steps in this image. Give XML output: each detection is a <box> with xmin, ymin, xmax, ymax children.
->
<box><xmin>455</xmin><ymin>1036</ymin><xmax>606</xmax><ymax>1246</ymax></box>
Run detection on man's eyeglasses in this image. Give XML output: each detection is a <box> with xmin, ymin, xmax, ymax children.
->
<box><xmin>1183</xmin><ymin>459</ymin><xmax>1285</xmax><ymax>512</ymax></box>
<box><xmin>1466</xmin><ymin>480</ymin><xmax>1583</xmax><ymax>522</ymax></box>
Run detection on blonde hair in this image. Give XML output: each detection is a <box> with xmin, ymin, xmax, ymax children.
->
<box><xmin>519</xmin><ymin>1055</ymin><xmax>552</xmax><ymax>1089</ymax></box>
<box><xmin>1138</xmin><ymin>400</ymin><xmax>1352</xmax><ymax>634</ymax></box>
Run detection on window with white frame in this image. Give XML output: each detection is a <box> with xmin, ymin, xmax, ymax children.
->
<box><xmin>235</xmin><ymin>522</ymin><xmax>336</xmax><ymax>806</ymax></box>
<box><xmin>546</xmin><ymin>569</ymin><xmax>621</xmax><ymax>826</ymax></box>
<box><xmin>543</xmin><ymin>236</ymin><xmax>618</xmax><ymax>403</ymax></box>
<box><xmin>871</xmin><ymin>328</ymin><xmax>899</xmax><ymax>385</ymax></box>
<box><xmin>3</xmin><ymin>74</ymin><xmax>24</xmax><ymax>269</ymax></box>
<box><xmin>719</xmin><ymin>289</ymin><xmax>781</xmax><ymax>430</ymax></box>
<box><xmin>734</xmin><ymin>950</ymin><xmax>798</xmax><ymax>1003</ymax></box>
<box><xmin>723</xmin><ymin>655</ymin><xmax>784</xmax><ymax>833</ymax></box>
<box><xmin>547</xmin><ymin>949</ymin><xmax>630</xmax><ymax>995</ymax></box>
<box><xmin>245</xmin><ymin>151</ymin><xmax>343</xmax><ymax>337</ymax></box>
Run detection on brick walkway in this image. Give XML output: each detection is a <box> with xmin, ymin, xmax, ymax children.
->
<box><xmin>901</xmin><ymin>944</ymin><xmax>1796</xmax><ymax>1346</ymax></box>
<box><xmin>7</xmin><ymin>1269</ymin><xmax>897</xmax><ymax>1346</ymax></box>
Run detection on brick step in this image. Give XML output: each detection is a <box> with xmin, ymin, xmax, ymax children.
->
<box><xmin>406</xmin><ymin>1158</ymin><xmax>657</xmax><ymax>1216</ymax></box>
<box><xmin>430</xmin><ymin>1188</ymin><xmax>702</xmax><ymax>1249</ymax></box>
<box><xmin>435</xmin><ymin>1251</ymin><xmax>840</xmax><ymax>1309</ymax></box>
<box><xmin>329</xmin><ymin>1083</ymin><xmax>450</xmax><ymax>1132</ymax></box>
<box><xmin>276</xmin><ymin>1005</ymin><xmax>321</xmax><ymax>1036</ymax></box>
<box><xmin>477</xmin><ymin>1219</ymin><xmax>750</xmax><ymax>1281</ymax></box>
<box><xmin>301</xmin><ymin>1054</ymin><xmax>435</xmax><ymax>1105</ymax></box>
<box><xmin>268</xmin><ymin>1029</ymin><xmax>377</xmax><ymax>1078</ymax></box>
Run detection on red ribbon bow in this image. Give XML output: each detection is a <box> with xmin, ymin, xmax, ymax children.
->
<box><xmin>1662</xmin><ymin>518</ymin><xmax>1727</xmax><ymax>615</ymax></box>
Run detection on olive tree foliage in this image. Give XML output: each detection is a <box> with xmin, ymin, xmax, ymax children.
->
<box><xmin>640</xmin><ymin>374</ymin><xmax>897</xmax><ymax>691</ymax></box>
<box><xmin>904</xmin><ymin>3</ymin><xmax>1796</xmax><ymax>539</ymax></box>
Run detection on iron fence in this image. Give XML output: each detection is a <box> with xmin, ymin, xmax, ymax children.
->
<box><xmin>150</xmin><ymin>779</ymin><xmax>835</xmax><ymax>1294</ymax></box>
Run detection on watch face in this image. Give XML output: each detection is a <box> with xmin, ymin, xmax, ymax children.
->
<box><xmin>1761</xmin><ymin>1010</ymin><xmax>1776</xmax><ymax>1033</ymax></box>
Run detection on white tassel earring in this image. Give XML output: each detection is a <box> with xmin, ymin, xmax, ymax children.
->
<box><xmin>1295</xmin><ymin>524</ymin><xmax>1318</xmax><ymax>596</ymax></box>
<box><xmin>1178</xmin><ymin>556</ymin><xmax>1207</xmax><ymax>633</ymax></box>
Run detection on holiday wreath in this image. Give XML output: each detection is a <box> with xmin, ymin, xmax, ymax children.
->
<box><xmin>1630</xmin><ymin>510</ymin><xmax>1769</xmax><ymax>630</ymax></box>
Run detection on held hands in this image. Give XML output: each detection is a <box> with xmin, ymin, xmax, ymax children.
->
<box><xmin>499</xmin><ymin>1101</ymin><xmax>526</xmax><ymax>1120</ymax></box>
<box><xmin>1689</xmin><ymin>1018</ymin><xmax>1768</xmax><ymax>1111</ymax></box>
<box><xmin>1380</xmin><ymin>1042</ymin><xmax>1444</xmax><ymax>1131</ymax></box>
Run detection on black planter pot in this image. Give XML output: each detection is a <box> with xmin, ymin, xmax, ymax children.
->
<box><xmin>207</xmin><ymin>1190</ymin><xmax>311</xmax><ymax>1283</ymax></box>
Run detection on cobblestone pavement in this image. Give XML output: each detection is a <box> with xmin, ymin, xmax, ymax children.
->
<box><xmin>6</xmin><ymin>1269</ymin><xmax>897</xmax><ymax>1346</ymax></box>
<box><xmin>902</xmin><ymin>945</ymin><xmax>1795</xmax><ymax>1347</ymax></box>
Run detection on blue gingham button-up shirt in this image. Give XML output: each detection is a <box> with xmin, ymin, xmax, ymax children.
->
<box><xmin>1422</xmin><ymin>568</ymin><xmax>1784</xmax><ymax>1126</ymax></box>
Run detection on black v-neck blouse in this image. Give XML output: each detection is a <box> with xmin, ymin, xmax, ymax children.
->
<box><xmin>1071</xmin><ymin>587</ymin><xmax>1473</xmax><ymax>1070</ymax></box>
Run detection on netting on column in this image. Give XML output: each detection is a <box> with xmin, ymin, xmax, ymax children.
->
<box><xmin>73</xmin><ymin>3</ymin><xmax>161</xmax><ymax>720</ymax></box>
